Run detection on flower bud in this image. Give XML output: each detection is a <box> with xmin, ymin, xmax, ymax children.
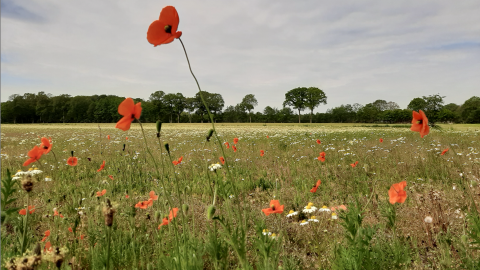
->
<box><xmin>164</xmin><ymin>143</ymin><xmax>170</xmax><ymax>154</ymax></box>
<box><xmin>182</xmin><ymin>204</ymin><xmax>189</xmax><ymax>214</ymax></box>
<box><xmin>206</xmin><ymin>129</ymin><xmax>214</xmax><ymax>142</ymax></box>
<box><xmin>156</xmin><ymin>121</ymin><xmax>162</xmax><ymax>137</ymax></box>
<box><xmin>155</xmin><ymin>211</ymin><xmax>161</xmax><ymax>222</ymax></box>
<box><xmin>207</xmin><ymin>205</ymin><xmax>216</xmax><ymax>220</ymax></box>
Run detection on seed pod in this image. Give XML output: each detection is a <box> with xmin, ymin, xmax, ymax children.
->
<box><xmin>164</xmin><ymin>143</ymin><xmax>170</xmax><ymax>154</ymax></box>
<box><xmin>206</xmin><ymin>205</ymin><xmax>216</xmax><ymax>220</ymax></box>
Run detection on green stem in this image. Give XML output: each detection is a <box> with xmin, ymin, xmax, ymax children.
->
<box><xmin>21</xmin><ymin>194</ymin><xmax>30</xmax><ymax>254</ymax></box>
<box><xmin>106</xmin><ymin>226</ymin><xmax>111</xmax><ymax>269</ymax></box>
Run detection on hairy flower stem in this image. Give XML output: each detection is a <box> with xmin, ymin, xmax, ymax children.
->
<box><xmin>137</xmin><ymin>119</ymin><xmax>161</xmax><ymax>176</ymax></box>
<box><xmin>20</xmin><ymin>194</ymin><xmax>30</xmax><ymax>254</ymax></box>
<box><xmin>178</xmin><ymin>38</ymin><xmax>235</xmax><ymax>186</ymax></box>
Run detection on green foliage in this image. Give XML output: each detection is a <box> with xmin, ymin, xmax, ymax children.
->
<box><xmin>1</xmin><ymin>169</ymin><xmax>20</xmax><ymax>224</ymax></box>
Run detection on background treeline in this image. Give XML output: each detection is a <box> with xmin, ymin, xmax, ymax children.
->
<box><xmin>1</xmin><ymin>89</ymin><xmax>480</xmax><ymax>124</ymax></box>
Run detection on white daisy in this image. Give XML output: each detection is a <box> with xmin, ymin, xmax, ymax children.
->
<box><xmin>299</xmin><ymin>220</ymin><xmax>309</xmax><ymax>226</ymax></box>
<box><xmin>303</xmin><ymin>202</ymin><xmax>317</xmax><ymax>214</ymax></box>
<box><xmin>286</xmin><ymin>210</ymin><xmax>298</xmax><ymax>218</ymax></box>
<box><xmin>45</xmin><ymin>176</ymin><xmax>52</xmax><ymax>182</ymax></box>
<box><xmin>270</xmin><ymin>233</ymin><xmax>278</xmax><ymax>239</ymax></box>
<box><xmin>319</xmin><ymin>206</ymin><xmax>331</xmax><ymax>213</ymax></box>
<box><xmin>331</xmin><ymin>213</ymin><xmax>338</xmax><ymax>220</ymax></box>
<box><xmin>308</xmin><ymin>216</ymin><xmax>319</xmax><ymax>222</ymax></box>
<box><xmin>262</xmin><ymin>229</ymin><xmax>272</xmax><ymax>236</ymax></box>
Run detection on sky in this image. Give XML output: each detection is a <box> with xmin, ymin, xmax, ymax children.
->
<box><xmin>1</xmin><ymin>0</ymin><xmax>479</xmax><ymax>113</ymax></box>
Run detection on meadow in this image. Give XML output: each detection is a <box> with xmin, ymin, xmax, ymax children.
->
<box><xmin>1</xmin><ymin>122</ymin><xmax>480</xmax><ymax>269</ymax></box>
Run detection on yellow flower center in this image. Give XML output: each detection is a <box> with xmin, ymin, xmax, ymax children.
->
<box><xmin>271</xmin><ymin>233</ymin><xmax>276</xmax><ymax>237</ymax></box>
<box><xmin>311</xmin><ymin>216</ymin><xmax>316</xmax><ymax>219</ymax></box>
<box><xmin>263</xmin><ymin>229</ymin><xmax>269</xmax><ymax>233</ymax></box>
<box><xmin>322</xmin><ymin>206</ymin><xmax>328</xmax><ymax>209</ymax></box>
<box><xmin>270</xmin><ymin>204</ymin><xmax>275</xmax><ymax>210</ymax></box>
<box><xmin>28</xmin><ymin>168</ymin><xmax>34</xmax><ymax>171</ymax></box>
<box><xmin>305</xmin><ymin>206</ymin><xmax>311</xmax><ymax>209</ymax></box>
<box><xmin>289</xmin><ymin>210</ymin><xmax>294</xmax><ymax>214</ymax></box>
<box><xmin>17</xmin><ymin>170</ymin><xmax>22</xmax><ymax>172</ymax></box>
<box><xmin>332</xmin><ymin>213</ymin><xmax>337</xmax><ymax>216</ymax></box>
<box><xmin>307</xmin><ymin>202</ymin><xmax>314</xmax><ymax>207</ymax></box>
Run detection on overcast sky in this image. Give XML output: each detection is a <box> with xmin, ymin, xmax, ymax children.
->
<box><xmin>1</xmin><ymin>0</ymin><xmax>479</xmax><ymax>113</ymax></box>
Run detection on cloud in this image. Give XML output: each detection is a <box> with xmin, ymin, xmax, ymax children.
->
<box><xmin>2</xmin><ymin>0</ymin><xmax>480</xmax><ymax>112</ymax></box>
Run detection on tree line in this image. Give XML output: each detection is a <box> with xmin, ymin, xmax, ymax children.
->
<box><xmin>1</xmin><ymin>88</ymin><xmax>479</xmax><ymax>124</ymax></box>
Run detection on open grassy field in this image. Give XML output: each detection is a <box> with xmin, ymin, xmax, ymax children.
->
<box><xmin>1</xmin><ymin>123</ymin><xmax>480</xmax><ymax>269</ymax></box>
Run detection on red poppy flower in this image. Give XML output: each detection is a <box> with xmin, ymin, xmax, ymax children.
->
<box><xmin>125</xmin><ymin>194</ymin><xmax>130</xmax><ymax>199</ymax></box>
<box><xmin>232</xmin><ymin>145</ymin><xmax>237</xmax><ymax>152</ymax></box>
<box><xmin>44</xmin><ymin>242</ymin><xmax>53</xmax><ymax>253</ymax></box>
<box><xmin>411</xmin><ymin>110</ymin><xmax>430</xmax><ymax>138</ymax></box>
<box><xmin>262</xmin><ymin>200</ymin><xmax>284</xmax><ymax>216</ymax></box>
<box><xmin>68</xmin><ymin>227</ymin><xmax>73</xmax><ymax>233</ymax></box>
<box><xmin>260</xmin><ymin>150</ymin><xmax>265</xmax><ymax>157</ymax></box>
<box><xmin>96</xmin><ymin>189</ymin><xmax>107</xmax><ymax>197</ymax></box>
<box><xmin>224</xmin><ymin>142</ymin><xmax>230</xmax><ymax>149</ymax></box>
<box><xmin>158</xmin><ymin>217</ymin><xmax>169</xmax><ymax>229</ymax></box>
<box><xmin>388</xmin><ymin>181</ymin><xmax>407</xmax><ymax>204</ymax></box>
<box><xmin>135</xmin><ymin>201</ymin><xmax>149</xmax><ymax>209</ymax></box>
<box><xmin>23</xmin><ymin>146</ymin><xmax>43</xmax><ymax>167</ymax></box>
<box><xmin>310</xmin><ymin>179</ymin><xmax>321</xmax><ymax>193</ymax></box>
<box><xmin>67</xmin><ymin>156</ymin><xmax>78</xmax><ymax>166</ymax></box>
<box><xmin>233</xmin><ymin>138</ymin><xmax>239</xmax><ymax>144</ymax></box>
<box><xmin>41</xmin><ymin>230</ymin><xmax>50</xmax><ymax>242</ymax></box>
<box><xmin>441</xmin><ymin>148</ymin><xmax>449</xmax><ymax>155</ymax></box>
<box><xmin>147</xmin><ymin>6</ymin><xmax>182</xmax><ymax>47</ymax></box>
<box><xmin>350</xmin><ymin>161</ymin><xmax>359</xmax><ymax>168</ymax></box>
<box><xmin>168</xmin><ymin>208</ymin><xmax>179</xmax><ymax>221</ymax></box>
<box><xmin>172</xmin><ymin>156</ymin><xmax>183</xmax><ymax>165</ymax></box>
<box><xmin>331</xmin><ymin>205</ymin><xmax>347</xmax><ymax>212</ymax></box>
<box><xmin>318</xmin><ymin>152</ymin><xmax>326</xmax><ymax>162</ymax></box>
<box><xmin>108</xmin><ymin>175</ymin><xmax>114</xmax><ymax>180</ymax></box>
<box><xmin>379</xmin><ymin>138</ymin><xmax>383</xmax><ymax>143</ymax></box>
<box><xmin>79</xmin><ymin>235</ymin><xmax>85</xmax><ymax>240</ymax></box>
<box><xmin>19</xmin><ymin>205</ymin><xmax>35</xmax><ymax>215</ymax></box>
<box><xmin>145</xmin><ymin>198</ymin><xmax>154</xmax><ymax>208</ymax></box>
<box><xmin>115</xmin><ymin>98</ymin><xmax>142</xmax><ymax>131</ymax></box>
<box><xmin>267</xmin><ymin>135</ymin><xmax>270</xmax><ymax>139</ymax></box>
<box><xmin>126</xmin><ymin>137</ymin><xmax>129</xmax><ymax>140</ymax></box>
<box><xmin>149</xmin><ymin>191</ymin><xmax>158</xmax><ymax>201</ymax></box>
<box><xmin>97</xmin><ymin>160</ymin><xmax>106</xmax><ymax>172</ymax></box>
<box><xmin>40</xmin><ymin>137</ymin><xmax>53</xmax><ymax>154</ymax></box>
<box><xmin>54</xmin><ymin>209</ymin><xmax>64</xmax><ymax>218</ymax></box>
<box><xmin>316</xmin><ymin>139</ymin><xmax>321</xmax><ymax>144</ymax></box>
<box><xmin>219</xmin><ymin>156</ymin><xmax>225</xmax><ymax>165</ymax></box>
<box><xmin>107</xmin><ymin>135</ymin><xmax>111</xmax><ymax>140</ymax></box>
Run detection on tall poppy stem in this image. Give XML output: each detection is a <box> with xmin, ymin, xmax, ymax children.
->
<box><xmin>21</xmin><ymin>194</ymin><xmax>29</xmax><ymax>254</ymax></box>
<box><xmin>178</xmin><ymin>38</ymin><xmax>234</xmax><ymax>185</ymax></box>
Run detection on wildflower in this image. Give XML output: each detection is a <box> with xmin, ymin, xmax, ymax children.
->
<box><xmin>209</xmin><ymin>163</ymin><xmax>222</xmax><ymax>172</ymax></box>
<box><xmin>262</xmin><ymin>200</ymin><xmax>284</xmax><ymax>216</ymax></box>
<box><xmin>172</xmin><ymin>156</ymin><xmax>183</xmax><ymax>165</ymax></box>
<box><xmin>126</xmin><ymin>136</ymin><xmax>129</xmax><ymax>140</ymax></box>
<box><xmin>411</xmin><ymin>110</ymin><xmax>430</xmax><ymax>138</ymax></box>
<box><xmin>147</xmin><ymin>6</ymin><xmax>183</xmax><ymax>47</ymax></box>
<box><xmin>68</xmin><ymin>227</ymin><xmax>73</xmax><ymax>233</ymax></box>
<box><xmin>67</xmin><ymin>156</ymin><xmax>78</xmax><ymax>166</ymax></box>
<box><xmin>350</xmin><ymin>161</ymin><xmax>359</xmax><ymax>168</ymax></box>
<box><xmin>115</xmin><ymin>98</ymin><xmax>142</xmax><ymax>131</ymax></box>
<box><xmin>96</xmin><ymin>189</ymin><xmax>107</xmax><ymax>197</ymax></box>
<box><xmin>310</xmin><ymin>179</ymin><xmax>321</xmax><ymax>193</ymax></box>
<box><xmin>97</xmin><ymin>160</ymin><xmax>106</xmax><ymax>172</ymax></box>
<box><xmin>388</xmin><ymin>181</ymin><xmax>407</xmax><ymax>204</ymax></box>
<box><xmin>262</xmin><ymin>229</ymin><xmax>272</xmax><ymax>236</ymax></box>
<box><xmin>232</xmin><ymin>145</ymin><xmax>237</xmax><ymax>152</ymax></box>
<box><xmin>219</xmin><ymin>156</ymin><xmax>225</xmax><ymax>165</ymax></box>
<box><xmin>260</xmin><ymin>150</ymin><xmax>265</xmax><ymax>157</ymax></box>
<box><xmin>107</xmin><ymin>135</ymin><xmax>110</xmax><ymax>140</ymax></box>
<box><xmin>233</xmin><ymin>138</ymin><xmax>239</xmax><ymax>144</ymax></box>
<box><xmin>331</xmin><ymin>213</ymin><xmax>338</xmax><ymax>220</ymax></box>
<box><xmin>41</xmin><ymin>230</ymin><xmax>50</xmax><ymax>242</ymax></box>
<box><xmin>316</xmin><ymin>139</ymin><xmax>321</xmax><ymax>144</ymax></box>
<box><xmin>158</xmin><ymin>208</ymin><xmax>179</xmax><ymax>229</ymax></box>
<box><xmin>308</xmin><ymin>216</ymin><xmax>319</xmax><ymax>222</ymax></box>
<box><xmin>44</xmin><ymin>241</ymin><xmax>53</xmax><ymax>253</ymax></box>
<box><xmin>441</xmin><ymin>148</ymin><xmax>449</xmax><ymax>156</ymax></box>
<box><xmin>125</xmin><ymin>194</ymin><xmax>130</xmax><ymax>199</ymax></box>
<box><xmin>19</xmin><ymin>205</ymin><xmax>35</xmax><ymax>215</ymax></box>
<box><xmin>299</xmin><ymin>220</ymin><xmax>309</xmax><ymax>226</ymax></box>
<box><xmin>53</xmin><ymin>208</ymin><xmax>64</xmax><ymax>218</ymax></box>
<box><xmin>23</xmin><ymin>145</ymin><xmax>43</xmax><ymax>167</ymax></box>
<box><xmin>270</xmin><ymin>233</ymin><xmax>277</xmax><ymax>239</ymax></box>
<box><xmin>135</xmin><ymin>200</ymin><xmax>150</xmax><ymax>209</ymax></box>
<box><xmin>149</xmin><ymin>191</ymin><xmax>158</xmax><ymax>201</ymax></box>
<box><xmin>267</xmin><ymin>135</ymin><xmax>270</xmax><ymax>139</ymax></box>
<box><xmin>331</xmin><ymin>205</ymin><xmax>347</xmax><ymax>212</ymax></box>
<box><xmin>319</xmin><ymin>206</ymin><xmax>331</xmax><ymax>212</ymax></box>
<box><xmin>424</xmin><ymin>216</ymin><xmax>433</xmax><ymax>223</ymax></box>
<box><xmin>286</xmin><ymin>210</ymin><xmax>298</xmax><ymax>217</ymax></box>
<box><xmin>303</xmin><ymin>202</ymin><xmax>317</xmax><ymax>214</ymax></box>
<box><xmin>45</xmin><ymin>176</ymin><xmax>52</xmax><ymax>181</ymax></box>
<box><xmin>40</xmin><ymin>137</ymin><xmax>53</xmax><ymax>154</ymax></box>
<box><xmin>224</xmin><ymin>142</ymin><xmax>230</xmax><ymax>149</ymax></box>
<box><xmin>318</xmin><ymin>152</ymin><xmax>326</xmax><ymax>162</ymax></box>
<box><xmin>379</xmin><ymin>138</ymin><xmax>383</xmax><ymax>143</ymax></box>
<box><xmin>108</xmin><ymin>175</ymin><xmax>114</xmax><ymax>180</ymax></box>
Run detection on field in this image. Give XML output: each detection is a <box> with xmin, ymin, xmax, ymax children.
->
<box><xmin>1</xmin><ymin>123</ymin><xmax>480</xmax><ymax>269</ymax></box>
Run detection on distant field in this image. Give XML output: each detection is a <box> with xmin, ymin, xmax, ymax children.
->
<box><xmin>1</xmin><ymin>123</ymin><xmax>480</xmax><ymax>269</ymax></box>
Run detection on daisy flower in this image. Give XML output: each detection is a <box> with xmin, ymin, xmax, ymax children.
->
<box><xmin>308</xmin><ymin>216</ymin><xmax>319</xmax><ymax>222</ymax></box>
<box><xmin>331</xmin><ymin>213</ymin><xmax>338</xmax><ymax>220</ymax></box>
<box><xmin>303</xmin><ymin>202</ymin><xmax>317</xmax><ymax>214</ymax></box>
<box><xmin>262</xmin><ymin>229</ymin><xmax>272</xmax><ymax>236</ymax></box>
<box><xmin>270</xmin><ymin>233</ymin><xmax>278</xmax><ymax>239</ymax></box>
<box><xmin>319</xmin><ymin>206</ymin><xmax>331</xmax><ymax>213</ymax></box>
<box><xmin>286</xmin><ymin>210</ymin><xmax>298</xmax><ymax>217</ymax></box>
<box><xmin>299</xmin><ymin>220</ymin><xmax>309</xmax><ymax>226</ymax></box>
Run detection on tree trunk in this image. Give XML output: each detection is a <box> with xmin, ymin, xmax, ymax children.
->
<box><xmin>310</xmin><ymin>110</ymin><xmax>313</xmax><ymax>123</ymax></box>
<box><xmin>298</xmin><ymin>110</ymin><xmax>301</xmax><ymax>123</ymax></box>
<box><xmin>177</xmin><ymin>114</ymin><xmax>180</xmax><ymax>123</ymax></box>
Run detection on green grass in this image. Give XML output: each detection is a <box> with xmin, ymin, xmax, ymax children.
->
<box><xmin>1</xmin><ymin>123</ymin><xmax>479</xmax><ymax>269</ymax></box>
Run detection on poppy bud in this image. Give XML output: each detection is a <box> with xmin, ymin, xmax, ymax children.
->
<box><xmin>164</xmin><ymin>143</ymin><xmax>170</xmax><ymax>154</ymax></box>
<box><xmin>156</xmin><ymin>121</ymin><xmax>162</xmax><ymax>133</ymax></box>
<box><xmin>206</xmin><ymin>129</ymin><xmax>214</xmax><ymax>142</ymax></box>
<box><xmin>71</xmin><ymin>151</ymin><xmax>74</xmax><ymax>157</ymax></box>
<box><xmin>182</xmin><ymin>204</ymin><xmax>189</xmax><ymax>214</ymax></box>
<box><xmin>206</xmin><ymin>205</ymin><xmax>215</xmax><ymax>220</ymax></box>
<box><xmin>123</xmin><ymin>144</ymin><xmax>126</xmax><ymax>151</ymax></box>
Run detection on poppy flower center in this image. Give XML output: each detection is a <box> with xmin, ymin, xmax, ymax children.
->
<box><xmin>164</xmin><ymin>25</ymin><xmax>172</xmax><ymax>33</ymax></box>
<box><xmin>417</xmin><ymin>120</ymin><xmax>423</xmax><ymax>124</ymax></box>
<box><xmin>270</xmin><ymin>204</ymin><xmax>276</xmax><ymax>210</ymax></box>
<box><xmin>131</xmin><ymin>114</ymin><xmax>135</xmax><ymax>119</ymax></box>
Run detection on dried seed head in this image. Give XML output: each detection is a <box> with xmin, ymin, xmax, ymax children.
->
<box><xmin>21</xmin><ymin>176</ymin><xmax>34</xmax><ymax>192</ymax></box>
<box><xmin>103</xmin><ymin>198</ymin><xmax>116</xmax><ymax>227</ymax></box>
<box><xmin>424</xmin><ymin>216</ymin><xmax>433</xmax><ymax>223</ymax></box>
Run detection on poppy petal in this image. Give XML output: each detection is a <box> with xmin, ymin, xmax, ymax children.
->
<box><xmin>147</xmin><ymin>20</ymin><xmax>171</xmax><ymax>46</ymax></box>
<box><xmin>115</xmin><ymin>116</ymin><xmax>133</xmax><ymax>131</ymax></box>
<box><xmin>118</xmin><ymin>98</ymin><xmax>135</xmax><ymax>117</ymax></box>
<box><xmin>134</xmin><ymin>102</ymin><xmax>142</xmax><ymax>119</ymax></box>
<box><xmin>159</xmin><ymin>6</ymin><xmax>179</xmax><ymax>32</ymax></box>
